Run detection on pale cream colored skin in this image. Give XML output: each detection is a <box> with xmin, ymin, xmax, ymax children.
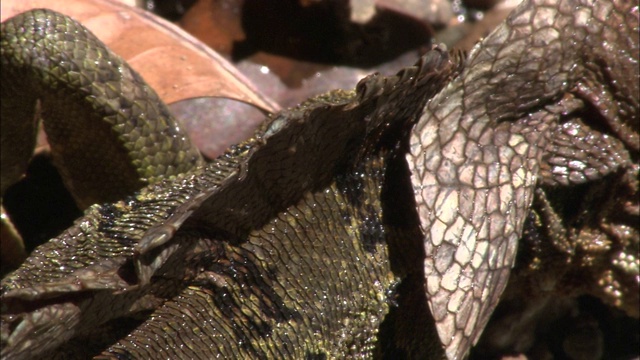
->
<box><xmin>407</xmin><ymin>0</ymin><xmax>638</xmax><ymax>358</ymax></box>
<box><xmin>0</xmin><ymin>0</ymin><xmax>637</xmax><ymax>359</ymax></box>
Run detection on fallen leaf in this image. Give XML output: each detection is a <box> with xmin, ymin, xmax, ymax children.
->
<box><xmin>1</xmin><ymin>0</ymin><xmax>279</xmax><ymax>113</ymax></box>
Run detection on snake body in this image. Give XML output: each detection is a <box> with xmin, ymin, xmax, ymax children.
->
<box><xmin>1</xmin><ymin>10</ymin><xmax>204</xmax><ymax>208</ymax></box>
<box><xmin>1</xmin><ymin>0</ymin><xmax>638</xmax><ymax>359</ymax></box>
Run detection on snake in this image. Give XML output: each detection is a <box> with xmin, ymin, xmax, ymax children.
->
<box><xmin>1</xmin><ymin>0</ymin><xmax>638</xmax><ymax>359</ymax></box>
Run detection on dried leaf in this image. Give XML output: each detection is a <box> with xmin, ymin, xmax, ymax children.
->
<box><xmin>0</xmin><ymin>0</ymin><xmax>280</xmax><ymax>113</ymax></box>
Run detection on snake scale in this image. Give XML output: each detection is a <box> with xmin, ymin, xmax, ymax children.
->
<box><xmin>1</xmin><ymin>0</ymin><xmax>638</xmax><ymax>359</ymax></box>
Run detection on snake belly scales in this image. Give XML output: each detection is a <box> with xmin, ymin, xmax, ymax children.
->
<box><xmin>0</xmin><ymin>0</ymin><xmax>638</xmax><ymax>359</ymax></box>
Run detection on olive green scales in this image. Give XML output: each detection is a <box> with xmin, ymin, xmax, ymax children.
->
<box><xmin>1</xmin><ymin>0</ymin><xmax>638</xmax><ymax>359</ymax></box>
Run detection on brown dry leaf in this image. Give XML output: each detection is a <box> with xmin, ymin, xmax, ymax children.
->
<box><xmin>1</xmin><ymin>0</ymin><xmax>281</xmax><ymax>271</ymax></box>
<box><xmin>180</xmin><ymin>0</ymin><xmax>432</xmax><ymax>105</ymax></box>
<box><xmin>0</xmin><ymin>0</ymin><xmax>280</xmax><ymax>113</ymax></box>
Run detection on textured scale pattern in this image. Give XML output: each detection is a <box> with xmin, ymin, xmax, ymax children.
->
<box><xmin>0</xmin><ymin>149</ymin><xmax>248</xmax><ymax>358</ymax></box>
<box><xmin>539</xmin><ymin>119</ymin><xmax>631</xmax><ymax>186</ymax></box>
<box><xmin>103</xmin><ymin>157</ymin><xmax>396</xmax><ymax>359</ymax></box>
<box><xmin>1</xmin><ymin>0</ymin><xmax>638</xmax><ymax>359</ymax></box>
<box><xmin>1</xmin><ymin>27</ymin><xmax>461</xmax><ymax>357</ymax></box>
<box><xmin>1</xmin><ymin>10</ymin><xmax>204</xmax><ymax>208</ymax></box>
<box><xmin>406</xmin><ymin>0</ymin><xmax>638</xmax><ymax>358</ymax></box>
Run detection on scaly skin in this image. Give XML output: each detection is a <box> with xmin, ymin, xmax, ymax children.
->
<box><xmin>407</xmin><ymin>0</ymin><xmax>638</xmax><ymax>358</ymax></box>
<box><xmin>1</xmin><ymin>10</ymin><xmax>204</xmax><ymax>207</ymax></box>
<box><xmin>1</xmin><ymin>0</ymin><xmax>638</xmax><ymax>359</ymax></box>
<box><xmin>1</xmin><ymin>13</ymin><xmax>461</xmax><ymax>357</ymax></box>
<box><xmin>1</xmin><ymin>9</ymin><xmax>204</xmax><ymax>271</ymax></box>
